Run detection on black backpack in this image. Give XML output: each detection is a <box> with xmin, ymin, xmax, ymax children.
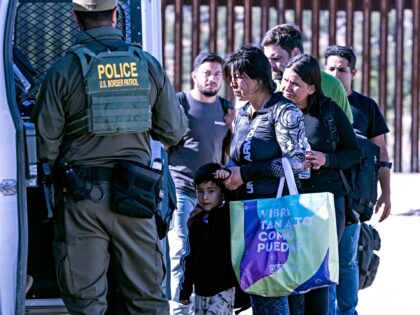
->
<box><xmin>322</xmin><ymin>102</ymin><xmax>381</xmax><ymax>222</ymax></box>
<box><xmin>346</xmin><ymin>131</ymin><xmax>380</xmax><ymax>221</ymax></box>
<box><xmin>358</xmin><ymin>223</ymin><xmax>381</xmax><ymax>290</ymax></box>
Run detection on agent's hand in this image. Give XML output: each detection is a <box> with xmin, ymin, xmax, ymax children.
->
<box><xmin>180</xmin><ymin>299</ymin><xmax>191</xmax><ymax>305</ymax></box>
<box><xmin>223</xmin><ymin>166</ymin><xmax>244</xmax><ymax>190</ymax></box>
<box><xmin>375</xmin><ymin>193</ymin><xmax>391</xmax><ymax>222</ymax></box>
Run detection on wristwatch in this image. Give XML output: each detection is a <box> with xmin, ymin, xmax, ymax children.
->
<box><xmin>379</xmin><ymin>161</ymin><xmax>392</xmax><ymax>169</ymax></box>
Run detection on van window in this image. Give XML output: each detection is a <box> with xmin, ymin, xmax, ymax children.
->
<box><xmin>13</xmin><ymin>0</ymin><xmax>136</xmax><ymax>120</ymax></box>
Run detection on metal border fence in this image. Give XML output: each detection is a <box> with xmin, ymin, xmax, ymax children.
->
<box><xmin>161</xmin><ymin>0</ymin><xmax>420</xmax><ymax>173</ymax></box>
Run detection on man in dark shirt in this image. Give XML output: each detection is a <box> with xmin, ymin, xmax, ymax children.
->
<box><xmin>167</xmin><ymin>52</ymin><xmax>235</xmax><ymax>314</ymax></box>
<box><xmin>324</xmin><ymin>45</ymin><xmax>391</xmax><ymax>315</ymax></box>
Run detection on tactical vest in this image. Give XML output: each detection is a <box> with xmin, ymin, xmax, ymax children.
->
<box><xmin>66</xmin><ymin>44</ymin><xmax>152</xmax><ymax>137</ymax></box>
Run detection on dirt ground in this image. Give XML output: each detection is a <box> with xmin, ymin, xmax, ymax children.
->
<box><xmin>357</xmin><ymin>215</ymin><xmax>420</xmax><ymax>315</ymax></box>
<box><xmin>357</xmin><ymin>173</ymin><xmax>420</xmax><ymax>315</ymax></box>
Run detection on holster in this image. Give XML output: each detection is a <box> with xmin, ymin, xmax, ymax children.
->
<box><xmin>111</xmin><ymin>160</ymin><xmax>163</xmax><ymax>218</ymax></box>
<box><xmin>56</xmin><ymin>166</ymin><xmax>113</xmax><ymax>202</ymax></box>
<box><xmin>41</xmin><ymin>163</ymin><xmax>54</xmax><ymax>220</ymax></box>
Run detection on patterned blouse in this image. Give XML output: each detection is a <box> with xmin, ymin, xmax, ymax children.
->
<box><xmin>229</xmin><ymin>92</ymin><xmax>306</xmax><ymax>200</ymax></box>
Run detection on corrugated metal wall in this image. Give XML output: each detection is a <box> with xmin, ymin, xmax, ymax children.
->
<box><xmin>161</xmin><ymin>0</ymin><xmax>420</xmax><ymax>173</ymax></box>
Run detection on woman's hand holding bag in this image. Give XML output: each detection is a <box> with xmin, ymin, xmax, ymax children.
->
<box><xmin>229</xmin><ymin>158</ymin><xmax>339</xmax><ymax>297</ymax></box>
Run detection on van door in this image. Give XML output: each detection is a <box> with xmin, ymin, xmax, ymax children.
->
<box><xmin>0</xmin><ymin>27</ymin><xmax>20</xmax><ymax>315</ymax></box>
<box><xmin>2</xmin><ymin>0</ymin><xmax>163</xmax><ymax>314</ymax></box>
<box><xmin>1</xmin><ymin>0</ymin><xmax>28</xmax><ymax>314</ymax></box>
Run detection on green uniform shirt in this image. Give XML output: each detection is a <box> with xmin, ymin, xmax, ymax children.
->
<box><xmin>32</xmin><ymin>26</ymin><xmax>187</xmax><ymax>168</ymax></box>
<box><xmin>275</xmin><ymin>70</ymin><xmax>353</xmax><ymax>123</ymax></box>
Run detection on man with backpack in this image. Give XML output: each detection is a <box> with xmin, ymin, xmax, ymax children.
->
<box><xmin>167</xmin><ymin>52</ymin><xmax>235</xmax><ymax>314</ymax></box>
<box><xmin>324</xmin><ymin>45</ymin><xmax>392</xmax><ymax>315</ymax></box>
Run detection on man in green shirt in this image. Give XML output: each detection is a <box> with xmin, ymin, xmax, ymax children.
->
<box><xmin>261</xmin><ymin>23</ymin><xmax>353</xmax><ymax>123</ymax></box>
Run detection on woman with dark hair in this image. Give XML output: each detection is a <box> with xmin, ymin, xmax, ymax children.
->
<box><xmin>280</xmin><ymin>54</ymin><xmax>361</xmax><ymax>315</ymax></box>
<box><xmin>221</xmin><ymin>45</ymin><xmax>307</xmax><ymax>315</ymax></box>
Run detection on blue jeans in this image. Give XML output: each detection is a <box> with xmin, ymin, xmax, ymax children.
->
<box><xmin>161</xmin><ymin>236</ymin><xmax>171</xmax><ymax>299</ymax></box>
<box><xmin>334</xmin><ymin>196</ymin><xmax>346</xmax><ymax>243</ymax></box>
<box><xmin>167</xmin><ymin>193</ymin><xmax>197</xmax><ymax>315</ymax></box>
<box><xmin>329</xmin><ymin>223</ymin><xmax>360</xmax><ymax>315</ymax></box>
<box><xmin>251</xmin><ymin>295</ymin><xmax>290</xmax><ymax>315</ymax></box>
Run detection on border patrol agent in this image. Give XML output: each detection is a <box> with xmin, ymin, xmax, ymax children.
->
<box><xmin>31</xmin><ymin>0</ymin><xmax>188</xmax><ymax>314</ymax></box>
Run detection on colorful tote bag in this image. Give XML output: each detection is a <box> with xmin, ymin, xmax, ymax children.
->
<box><xmin>230</xmin><ymin>158</ymin><xmax>338</xmax><ymax>297</ymax></box>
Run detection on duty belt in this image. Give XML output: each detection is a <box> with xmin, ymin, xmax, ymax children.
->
<box><xmin>55</xmin><ymin>166</ymin><xmax>114</xmax><ymax>203</ymax></box>
<box><xmin>77</xmin><ymin>166</ymin><xmax>114</xmax><ymax>182</ymax></box>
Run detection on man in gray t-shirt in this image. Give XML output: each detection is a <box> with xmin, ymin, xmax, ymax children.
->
<box><xmin>167</xmin><ymin>52</ymin><xmax>234</xmax><ymax>314</ymax></box>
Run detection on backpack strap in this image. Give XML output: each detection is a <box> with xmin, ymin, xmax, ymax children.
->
<box><xmin>177</xmin><ymin>91</ymin><xmax>190</xmax><ymax>113</ymax></box>
<box><xmin>322</xmin><ymin>101</ymin><xmax>339</xmax><ymax>151</ymax></box>
<box><xmin>219</xmin><ymin>96</ymin><xmax>232</xmax><ymax>115</ymax></box>
<box><xmin>321</xmin><ymin>100</ymin><xmax>352</xmax><ymax>194</ymax></box>
<box><xmin>218</xmin><ymin>97</ymin><xmax>233</xmax><ymax>165</ymax></box>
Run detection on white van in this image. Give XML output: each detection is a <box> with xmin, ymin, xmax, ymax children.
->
<box><xmin>0</xmin><ymin>1</ymin><xmax>163</xmax><ymax>313</ymax></box>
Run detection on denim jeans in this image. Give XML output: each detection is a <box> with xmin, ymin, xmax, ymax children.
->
<box><xmin>334</xmin><ymin>196</ymin><xmax>346</xmax><ymax>243</ymax></box>
<box><xmin>329</xmin><ymin>223</ymin><xmax>360</xmax><ymax>315</ymax></box>
<box><xmin>161</xmin><ymin>236</ymin><xmax>171</xmax><ymax>299</ymax></box>
<box><xmin>167</xmin><ymin>193</ymin><xmax>197</xmax><ymax>315</ymax></box>
<box><xmin>250</xmin><ymin>295</ymin><xmax>290</xmax><ymax>315</ymax></box>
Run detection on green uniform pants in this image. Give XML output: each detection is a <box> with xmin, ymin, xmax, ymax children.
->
<box><xmin>53</xmin><ymin>182</ymin><xmax>168</xmax><ymax>315</ymax></box>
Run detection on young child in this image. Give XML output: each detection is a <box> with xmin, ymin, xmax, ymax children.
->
<box><xmin>179</xmin><ymin>163</ymin><xmax>237</xmax><ymax>315</ymax></box>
